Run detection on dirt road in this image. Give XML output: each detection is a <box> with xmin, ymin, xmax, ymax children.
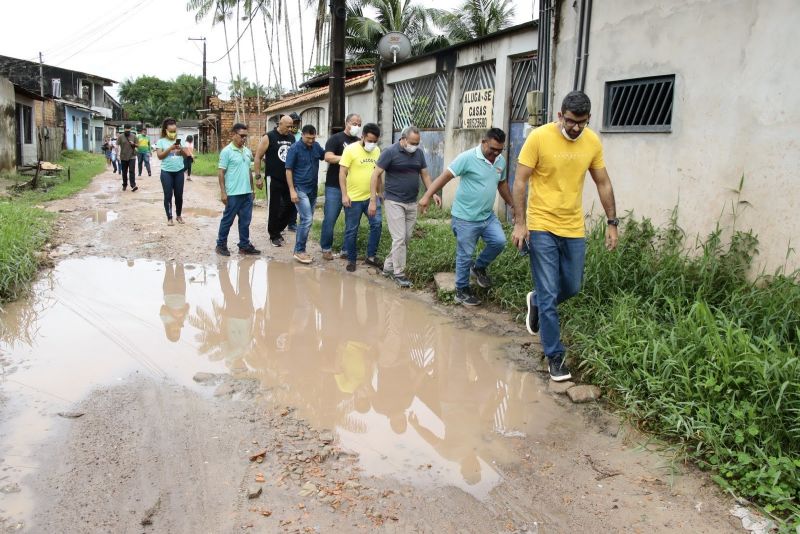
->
<box><xmin>0</xmin><ymin>160</ymin><xmax>742</xmax><ymax>533</ymax></box>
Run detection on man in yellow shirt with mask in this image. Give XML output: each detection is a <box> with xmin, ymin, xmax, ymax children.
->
<box><xmin>511</xmin><ymin>91</ymin><xmax>619</xmax><ymax>382</ymax></box>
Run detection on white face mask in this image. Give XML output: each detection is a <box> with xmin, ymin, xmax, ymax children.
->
<box><xmin>560</xmin><ymin>124</ymin><xmax>585</xmax><ymax>142</ymax></box>
<box><xmin>364</xmin><ymin>141</ymin><xmax>377</xmax><ymax>152</ymax></box>
<box><xmin>404</xmin><ymin>143</ymin><xmax>419</xmax><ymax>154</ymax></box>
<box><xmin>348</xmin><ymin>125</ymin><xmax>362</xmax><ymax>138</ymax></box>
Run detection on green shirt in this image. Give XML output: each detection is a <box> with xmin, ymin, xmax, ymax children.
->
<box><xmin>219</xmin><ymin>142</ymin><xmax>253</xmax><ymax>195</ymax></box>
<box><xmin>448</xmin><ymin>146</ymin><xmax>506</xmax><ymax>222</ymax></box>
<box><xmin>136</xmin><ymin>134</ymin><xmax>151</xmax><ymax>153</ymax></box>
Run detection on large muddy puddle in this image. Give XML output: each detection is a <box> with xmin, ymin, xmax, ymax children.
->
<box><xmin>1</xmin><ymin>258</ymin><xmax>567</xmax><ymax>519</ymax></box>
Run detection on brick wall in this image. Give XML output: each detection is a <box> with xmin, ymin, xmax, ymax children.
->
<box><xmin>207</xmin><ymin>96</ymin><xmax>271</xmax><ymax>152</ymax></box>
<box><xmin>34</xmin><ymin>99</ymin><xmax>58</xmax><ymax>128</ymax></box>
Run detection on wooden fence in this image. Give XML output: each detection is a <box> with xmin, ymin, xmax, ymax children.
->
<box><xmin>39</xmin><ymin>127</ymin><xmax>63</xmax><ymax>162</ymax></box>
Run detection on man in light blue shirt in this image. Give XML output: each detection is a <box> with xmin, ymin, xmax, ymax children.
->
<box><xmin>286</xmin><ymin>124</ymin><xmax>325</xmax><ymax>264</ymax></box>
<box><xmin>216</xmin><ymin>123</ymin><xmax>260</xmax><ymax>256</ymax></box>
<box><xmin>419</xmin><ymin>128</ymin><xmax>514</xmax><ymax>306</ymax></box>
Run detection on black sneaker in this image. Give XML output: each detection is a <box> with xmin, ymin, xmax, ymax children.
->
<box><xmin>364</xmin><ymin>257</ymin><xmax>382</xmax><ymax>268</ymax></box>
<box><xmin>346</xmin><ymin>262</ymin><xmax>356</xmax><ymax>272</ymax></box>
<box><xmin>131</xmin><ymin>186</ymin><xmax>139</xmax><ymax>192</ymax></box>
<box><xmin>454</xmin><ymin>288</ymin><xmax>480</xmax><ymax>306</ymax></box>
<box><xmin>394</xmin><ymin>274</ymin><xmax>412</xmax><ymax>288</ymax></box>
<box><xmin>287</xmin><ymin>224</ymin><xmax>297</xmax><ymax>232</ymax></box>
<box><xmin>215</xmin><ymin>245</ymin><xmax>230</xmax><ymax>256</ymax></box>
<box><xmin>548</xmin><ymin>353</ymin><xmax>572</xmax><ymax>382</ymax></box>
<box><xmin>525</xmin><ymin>291</ymin><xmax>539</xmax><ymax>334</ymax></box>
<box><xmin>381</xmin><ymin>269</ymin><xmax>393</xmax><ymax>278</ymax></box>
<box><xmin>270</xmin><ymin>237</ymin><xmax>283</xmax><ymax>247</ymax></box>
<box><xmin>238</xmin><ymin>244</ymin><xmax>261</xmax><ymax>255</ymax></box>
<box><xmin>470</xmin><ymin>266</ymin><xmax>492</xmax><ymax>288</ymax></box>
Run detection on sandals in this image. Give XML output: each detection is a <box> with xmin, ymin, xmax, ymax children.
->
<box><xmin>176</xmin><ymin>216</ymin><xmax>185</xmax><ymax>224</ymax></box>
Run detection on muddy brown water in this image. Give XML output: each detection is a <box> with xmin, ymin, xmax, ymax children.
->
<box><xmin>0</xmin><ymin>256</ymin><xmax>570</xmax><ymax>526</ymax></box>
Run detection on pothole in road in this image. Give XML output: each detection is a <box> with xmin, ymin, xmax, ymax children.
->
<box><xmin>181</xmin><ymin>207</ymin><xmax>222</xmax><ymax>218</ymax></box>
<box><xmin>0</xmin><ymin>257</ymin><xmax>569</xmax><ymax>522</ymax></box>
<box><xmin>84</xmin><ymin>210</ymin><xmax>119</xmax><ymax>223</ymax></box>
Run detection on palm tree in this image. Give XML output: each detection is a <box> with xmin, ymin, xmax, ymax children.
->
<box><xmin>345</xmin><ymin>0</ymin><xmax>448</xmax><ymax>63</ymax></box>
<box><xmin>435</xmin><ymin>0</ymin><xmax>515</xmax><ymax>42</ymax></box>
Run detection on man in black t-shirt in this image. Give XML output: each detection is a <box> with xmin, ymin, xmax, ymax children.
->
<box><xmin>255</xmin><ymin>115</ymin><xmax>296</xmax><ymax>246</ymax></box>
<box><xmin>320</xmin><ymin>113</ymin><xmax>363</xmax><ymax>260</ymax></box>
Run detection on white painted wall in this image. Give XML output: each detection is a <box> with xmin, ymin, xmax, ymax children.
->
<box><xmin>553</xmin><ymin>0</ymin><xmax>800</xmax><ymax>272</ymax></box>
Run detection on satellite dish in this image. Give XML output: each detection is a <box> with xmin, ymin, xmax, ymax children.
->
<box><xmin>378</xmin><ymin>32</ymin><xmax>412</xmax><ymax>63</ymax></box>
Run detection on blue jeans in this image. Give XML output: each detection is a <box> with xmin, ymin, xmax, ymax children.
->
<box><xmin>451</xmin><ymin>213</ymin><xmax>506</xmax><ymax>289</ymax></box>
<box><xmin>294</xmin><ymin>185</ymin><xmax>318</xmax><ymax>253</ymax></box>
<box><xmin>343</xmin><ymin>200</ymin><xmax>382</xmax><ymax>262</ymax></box>
<box><xmin>137</xmin><ymin>151</ymin><xmax>151</xmax><ymax>176</ymax></box>
<box><xmin>160</xmin><ymin>169</ymin><xmax>183</xmax><ymax>219</ymax></box>
<box><xmin>528</xmin><ymin>230</ymin><xmax>586</xmax><ymax>358</ymax></box>
<box><xmin>320</xmin><ymin>186</ymin><xmax>342</xmax><ymax>252</ymax></box>
<box><xmin>217</xmin><ymin>193</ymin><xmax>254</xmax><ymax>249</ymax></box>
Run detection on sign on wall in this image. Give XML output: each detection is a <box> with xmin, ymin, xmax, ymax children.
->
<box><xmin>462</xmin><ymin>89</ymin><xmax>494</xmax><ymax>129</ymax></box>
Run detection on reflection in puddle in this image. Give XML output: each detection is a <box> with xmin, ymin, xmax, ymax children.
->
<box><xmin>84</xmin><ymin>210</ymin><xmax>119</xmax><ymax>223</ymax></box>
<box><xmin>181</xmin><ymin>207</ymin><xmax>221</xmax><ymax>218</ymax></box>
<box><xmin>0</xmin><ymin>258</ymin><xmax>562</xmax><ymax>523</ymax></box>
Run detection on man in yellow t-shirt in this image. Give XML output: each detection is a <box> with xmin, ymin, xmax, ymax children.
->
<box><xmin>339</xmin><ymin>122</ymin><xmax>382</xmax><ymax>272</ymax></box>
<box><xmin>511</xmin><ymin>91</ymin><xmax>619</xmax><ymax>382</ymax></box>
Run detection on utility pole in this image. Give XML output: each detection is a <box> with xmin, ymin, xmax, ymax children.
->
<box><xmin>189</xmin><ymin>37</ymin><xmax>207</xmax><ymax>151</ymax></box>
<box><xmin>38</xmin><ymin>52</ymin><xmax>45</xmax><ymax>127</ymax></box>
<box><xmin>328</xmin><ymin>0</ymin><xmax>346</xmax><ymax>135</ymax></box>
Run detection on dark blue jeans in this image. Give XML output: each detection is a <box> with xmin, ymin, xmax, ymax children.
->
<box><xmin>294</xmin><ymin>185</ymin><xmax>318</xmax><ymax>253</ymax></box>
<box><xmin>451</xmin><ymin>213</ymin><xmax>506</xmax><ymax>289</ymax></box>
<box><xmin>217</xmin><ymin>193</ymin><xmax>254</xmax><ymax>249</ymax></box>
<box><xmin>343</xmin><ymin>199</ymin><xmax>382</xmax><ymax>262</ymax></box>
<box><xmin>528</xmin><ymin>230</ymin><xmax>586</xmax><ymax>357</ymax></box>
<box><xmin>160</xmin><ymin>169</ymin><xmax>183</xmax><ymax>219</ymax></box>
<box><xmin>320</xmin><ymin>186</ymin><xmax>342</xmax><ymax>252</ymax></box>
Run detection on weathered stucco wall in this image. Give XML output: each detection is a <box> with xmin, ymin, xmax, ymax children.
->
<box><xmin>0</xmin><ymin>78</ymin><xmax>15</xmax><ymax>172</ymax></box>
<box><xmin>554</xmin><ymin>0</ymin><xmax>800</xmax><ymax>272</ymax></box>
<box><xmin>16</xmin><ymin>93</ymin><xmax>38</xmax><ymax>165</ymax></box>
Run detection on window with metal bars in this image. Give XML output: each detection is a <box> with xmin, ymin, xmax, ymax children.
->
<box><xmin>603</xmin><ymin>75</ymin><xmax>674</xmax><ymax>132</ymax></box>
<box><xmin>391</xmin><ymin>73</ymin><xmax>448</xmax><ymax>131</ymax></box>
<box><xmin>510</xmin><ymin>56</ymin><xmax>537</xmax><ymax>121</ymax></box>
<box><xmin>457</xmin><ymin>62</ymin><xmax>496</xmax><ymax>127</ymax></box>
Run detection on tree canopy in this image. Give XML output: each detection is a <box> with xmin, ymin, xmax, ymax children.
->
<box><xmin>118</xmin><ymin>74</ymin><xmax>216</xmax><ymax>124</ymax></box>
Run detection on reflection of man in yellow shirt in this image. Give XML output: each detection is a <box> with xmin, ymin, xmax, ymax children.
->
<box><xmin>339</xmin><ymin>123</ymin><xmax>383</xmax><ymax>271</ymax></box>
<box><xmin>511</xmin><ymin>90</ymin><xmax>619</xmax><ymax>383</ymax></box>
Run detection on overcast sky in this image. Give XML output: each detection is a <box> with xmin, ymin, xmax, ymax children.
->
<box><xmin>1</xmin><ymin>0</ymin><xmax>534</xmax><ymax>100</ymax></box>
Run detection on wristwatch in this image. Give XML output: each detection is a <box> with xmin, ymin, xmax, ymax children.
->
<box><xmin>607</xmin><ymin>217</ymin><xmax>620</xmax><ymax>226</ymax></box>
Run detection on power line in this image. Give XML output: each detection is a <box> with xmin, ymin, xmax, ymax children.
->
<box><xmin>207</xmin><ymin>0</ymin><xmax>265</xmax><ymax>64</ymax></box>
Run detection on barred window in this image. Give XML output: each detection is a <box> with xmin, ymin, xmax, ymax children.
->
<box><xmin>603</xmin><ymin>75</ymin><xmax>674</xmax><ymax>132</ymax></box>
<box><xmin>391</xmin><ymin>73</ymin><xmax>448</xmax><ymax>131</ymax></box>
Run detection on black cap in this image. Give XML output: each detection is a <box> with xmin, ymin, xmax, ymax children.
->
<box><xmin>289</xmin><ymin>112</ymin><xmax>301</xmax><ymax>121</ymax></box>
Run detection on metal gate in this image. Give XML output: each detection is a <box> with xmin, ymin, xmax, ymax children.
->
<box><xmin>458</xmin><ymin>62</ymin><xmax>496</xmax><ymax>126</ymax></box>
<box><xmin>391</xmin><ymin>73</ymin><xmax>448</xmax><ymax>132</ymax></box>
<box><xmin>506</xmin><ymin>56</ymin><xmax>537</xmax><ymax>221</ymax></box>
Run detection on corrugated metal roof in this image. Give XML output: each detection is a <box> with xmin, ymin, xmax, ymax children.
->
<box><xmin>265</xmin><ymin>73</ymin><xmax>373</xmax><ymax>112</ymax></box>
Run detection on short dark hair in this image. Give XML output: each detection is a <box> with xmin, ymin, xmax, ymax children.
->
<box><xmin>362</xmin><ymin>122</ymin><xmax>380</xmax><ymax>139</ymax></box>
<box><xmin>232</xmin><ymin>122</ymin><xmax>247</xmax><ymax>133</ymax></box>
<box><xmin>561</xmin><ymin>90</ymin><xmax>592</xmax><ymax>116</ymax></box>
<box><xmin>484</xmin><ymin>127</ymin><xmax>506</xmax><ymax>144</ymax></box>
<box><xmin>301</xmin><ymin>124</ymin><xmax>316</xmax><ymax>135</ymax></box>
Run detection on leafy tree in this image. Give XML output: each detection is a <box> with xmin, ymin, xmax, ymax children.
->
<box><xmin>345</xmin><ymin>0</ymin><xmax>449</xmax><ymax>63</ymax></box>
<box><xmin>119</xmin><ymin>75</ymin><xmax>215</xmax><ymax>124</ymax></box>
<box><xmin>436</xmin><ymin>0</ymin><xmax>515</xmax><ymax>42</ymax></box>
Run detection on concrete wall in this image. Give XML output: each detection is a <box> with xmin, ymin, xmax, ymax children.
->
<box><xmin>0</xmin><ymin>78</ymin><xmax>14</xmax><ymax>172</ymax></box>
<box><xmin>64</xmin><ymin>105</ymin><xmax>91</xmax><ymax>151</ymax></box>
<box><xmin>553</xmin><ymin>0</ymin><xmax>800</xmax><ymax>272</ymax></box>
<box><xmin>15</xmin><ymin>93</ymin><xmax>38</xmax><ymax>165</ymax></box>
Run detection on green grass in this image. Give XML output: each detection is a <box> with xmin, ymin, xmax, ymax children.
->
<box><xmin>191</xmin><ymin>151</ymin><xmax>220</xmax><ymax>177</ymax></box>
<box><xmin>0</xmin><ymin>151</ymin><xmax>105</xmax><ymax>302</ymax></box>
<box><xmin>314</xmin><ymin>206</ymin><xmax>799</xmax><ymax>526</ymax></box>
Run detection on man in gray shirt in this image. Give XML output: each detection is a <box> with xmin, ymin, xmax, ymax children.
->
<box><xmin>369</xmin><ymin>126</ymin><xmax>440</xmax><ymax>287</ymax></box>
<box><xmin>116</xmin><ymin>125</ymin><xmax>138</xmax><ymax>192</ymax></box>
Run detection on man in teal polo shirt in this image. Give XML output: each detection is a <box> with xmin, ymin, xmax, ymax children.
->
<box><xmin>419</xmin><ymin>128</ymin><xmax>513</xmax><ymax>306</ymax></box>
<box><xmin>216</xmin><ymin>123</ymin><xmax>261</xmax><ymax>256</ymax></box>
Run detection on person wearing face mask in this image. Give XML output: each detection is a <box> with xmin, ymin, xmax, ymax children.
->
<box><xmin>368</xmin><ymin>125</ymin><xmax>441</xmax><ymax>288</ymax></box>
<box><xmin>254</xmin><ymin>115</ymin><xmax>297</xmax><ymax>247</ymax></box>
<box><xmin>321</xmin><ymin>113</ymin><xmax>362</xmax><ymax>260</ymax></box>
<box><xmin>419</xmin><ymin>128</ymin><xmax>514</xmax><ymax>307</ymax></box>
<box><xmin>155</xmin><ymin>118</ymin><xmax>190</xmax><ymax>225</ymax></box>
<box><xmin>510</xmin><ymin>90</ymin><xmax>618</xmax><ymax>382</ymax></box>
<box><xmin>117</xmin><ymin>125</ymin><xmax>138</xmax><ymax>192</ymax></box>
<box><xmin>339</xmin><ymin>122</ymin><xmax>383</xmax><ymax>273</ymax></box>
